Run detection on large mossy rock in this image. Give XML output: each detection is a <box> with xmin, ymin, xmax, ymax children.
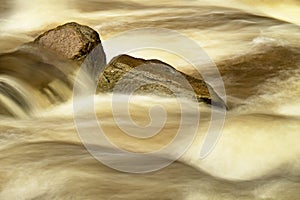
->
<box><xmin>34</xmin><ymin>22</ymin><xmax>103</xmax><ymax>61</ymax></box>
<box><xmin>98</xmin><ymin>54</ymin><xmax>225</xmax><ymax>107</ymax></box>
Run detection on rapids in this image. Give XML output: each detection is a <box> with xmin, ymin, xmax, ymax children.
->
<box><xmin>0</xmin><ymin>0</ymin><xmax>299</xmax><ymax>199</ymax></box>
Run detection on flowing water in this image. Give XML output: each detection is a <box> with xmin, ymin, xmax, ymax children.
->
<box><xmin>0</xmin><ymin>0</ymin><xmax>300</xmax><ymax>199</ymax></box>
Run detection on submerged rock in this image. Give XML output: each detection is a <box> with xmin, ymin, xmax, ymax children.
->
<box><xmin>34</xmin><ymin>22</ymin><xmax>103</xmax><ymax>61</ymax></box>
<box><xmin>98</xmin><ymin>54</ymin><xmax>225</xmax><ymax>107</ymax></box>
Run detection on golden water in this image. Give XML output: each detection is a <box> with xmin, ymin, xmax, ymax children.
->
<box><xmin>0</xmin><ymin>0</ymin><xmax>299</xmax><ymax>199</ymax></box>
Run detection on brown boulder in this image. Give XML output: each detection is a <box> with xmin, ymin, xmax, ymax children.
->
<box><xmin>34</xmin><ymin>22</ymin><xmax>103</xmax><ymax>61</ymax></box>
<box><xmin>98</xmin><ymin>54</ymin><xmax>225</xmax><ymax>107</ymax></box>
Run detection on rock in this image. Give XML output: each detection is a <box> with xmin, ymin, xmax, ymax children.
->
<box><xmin>0</xmin><ymin>22</ymin><xmax>107</xmax><ymax>117</ymax></box>
<box><xmin>32</xmin><ymin>22</ymin><xmax>224</xmax><ymax>107</ymax></box>
<box><xmin>98</xmin><ymin>54</ymin><xmax>225</xmax><ymax>107</ymax></box>
<box><xmin>34</xmin><ymin>22</ymin><xmax>103</xmax><ymax>60</ymax></box>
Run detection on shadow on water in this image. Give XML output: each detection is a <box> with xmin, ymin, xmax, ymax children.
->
<box><xmin>0</xmin><ymin>44</ymin><xmax>77</xmax><ymax>117</ymax></box>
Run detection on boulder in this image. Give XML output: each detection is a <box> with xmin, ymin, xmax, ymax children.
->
<box><xmin>34</xmin><ymin>22</ymin><xmax>103</xmax><ymax>61</ymax></box>
<box><xmin>98</xmin><ymin>54</ymin><xmax>225</xmax><ymax>107</ymax></box>
<box><xmin>32</xmin><ymin>22</ymin><xmax>224</xmax><ymax>107</ymax></box>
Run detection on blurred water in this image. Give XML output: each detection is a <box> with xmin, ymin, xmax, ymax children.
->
<box><xmin>0</xmin><ymin>0</ymin><xmax>299</xmax><ymax>199</ymax></box>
